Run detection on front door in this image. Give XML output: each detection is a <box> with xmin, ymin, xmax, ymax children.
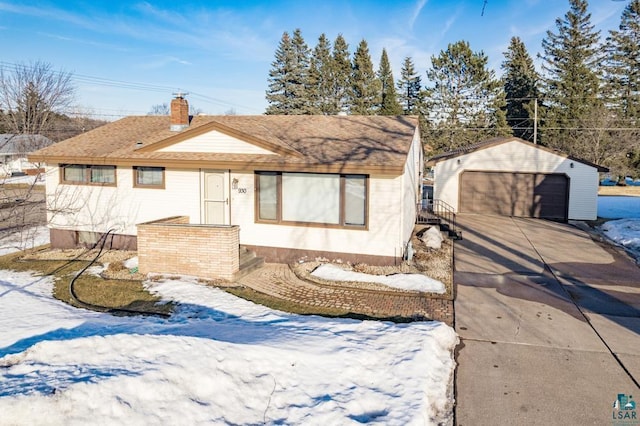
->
<box><xmin>202</xmin><ymin>170</ymin><xmax>229</xmax><ymax>225</ymax></box>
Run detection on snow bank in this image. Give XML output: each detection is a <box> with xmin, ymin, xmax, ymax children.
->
<box><xmin>420</xmin><ymin>226</ymin><xmax>444</xmax><ymax>249</ymax></box>
<box><xmin>0</xmin><ymin>271</ymin><xmax>457</xmax><ymax>425</ymax></box>
<box><xmin>600</xmin><ymin>218</ymin><xmax>640</xmax><ymax>254</ymax></box>
<box><xmin>311</xmin><ymin>263</ymin><xmax>446</xmax><ymax>294</ymax></box>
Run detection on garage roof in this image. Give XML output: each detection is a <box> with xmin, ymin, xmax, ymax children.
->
<box><xmin>426</xmin><ymin>137</ymin><xmax>609</xmax><ymax>172</ymax></box>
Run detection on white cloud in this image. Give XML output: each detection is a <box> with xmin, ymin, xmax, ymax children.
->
<box><xmin>137</xmin><ymin>55</ymin><xmax>193</xmax><ymax>70</ymax></box>
<box><xmin>409</xmin><ymin>0</ymin><xmax>428</xmax><ymax>30</ymax></box>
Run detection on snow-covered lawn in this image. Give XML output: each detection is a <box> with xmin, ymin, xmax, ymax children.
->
<box><xmin>598</xmin><ymin>196</ymin><xmax>640</xmax><ymax>258</ymax></box>
<box><xmin>0</xmin><ymin>226</ymin><xmax>50</xmax><ymax>256</ymax></box>
<box><xmin>0</xmin><ymin>238</ymin><xmax>458</xmax><ymax>424</ymax></box>
<box><xmin>598</xmin><ymin>195</ymin><xmax>640</xmax><ymax>219</ymax></box>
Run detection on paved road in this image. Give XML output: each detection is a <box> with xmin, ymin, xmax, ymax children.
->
<box><xmin>454</xmin><ymin>214</ymin><xmax>640</xmax><ymax>425</ymax></box>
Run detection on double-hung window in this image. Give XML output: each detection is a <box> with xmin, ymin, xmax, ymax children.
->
<box><xmin>60</xmin><ymin>164</ymin><xmax>116</xmax><ymax>186</ymax></box>
<box><xmin>256</xmin><ymin>172</ymin><xmax>367</xmax><ymax>228</ymax></box>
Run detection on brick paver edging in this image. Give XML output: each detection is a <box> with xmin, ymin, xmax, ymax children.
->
<box><xmin>237</xmin><ymin>263</ymin><xmax>454</xmax><ymax>325</ymax></box>
<box><xmin>290</xmin><ymin>262</ymin><xmax>454</xmax><ymax>301</ymax></box>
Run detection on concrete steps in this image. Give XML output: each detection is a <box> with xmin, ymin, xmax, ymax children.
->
<box><xmin>233</xmin><ymin>246</ymin><xmax>264</xmax><ymax>280</ymax></box>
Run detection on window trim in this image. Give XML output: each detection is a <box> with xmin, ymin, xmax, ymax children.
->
<box><xmin>59</xmin><ymin>164</ymin><xmax>117</xmax><ymax>186</ymax></box>
<box><xmin>254</xmin><ymin>171</ymin><xmax>368</xmax><ymax>229</ymax></box>
<box><xmin>133</xmin><ymin>166</ymin><xmax>165</xmax><ymax>189</ymax></box>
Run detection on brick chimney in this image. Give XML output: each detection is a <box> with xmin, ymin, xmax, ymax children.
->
<box><xmin>170</xmin><ymin>93</ymin><xmax>189</xmax><ymax>131</ymax></box>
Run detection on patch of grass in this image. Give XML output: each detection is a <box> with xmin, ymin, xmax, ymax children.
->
<box><xmin>0</xmin><ymin>248</ymin><xmax>172</xmax><ymax>316</ymax></box>
<box><xmin>598</xmin><ymin>186</ymin><xmax>640</xmax><ymax>196</ymax></box>
<box><xmin>225</xmin><ymin>286</ymin><xmax>349</xmax><ymax>316</ymax></box>
<box><xmin>0</xmin><ymin>183</ymin><xmax>45</xmax><ymax>191</ymax></box>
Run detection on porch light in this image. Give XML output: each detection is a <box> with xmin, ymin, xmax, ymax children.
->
<box><xmin>232</xmin><ymin>178</ymin><xmax>239</xmax><ymax>189</ymax></box>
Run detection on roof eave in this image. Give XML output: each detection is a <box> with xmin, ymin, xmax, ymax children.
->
<box><xmin>31</xmin><ymin>155</ymin><xmax>405</xmax><ymax>176</ymax></box>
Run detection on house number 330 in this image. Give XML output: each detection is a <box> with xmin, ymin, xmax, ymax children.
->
<box><xmin>237</xmin><ymin>188</ymin><xmax>247</xmax><ymax>193</ymax></box>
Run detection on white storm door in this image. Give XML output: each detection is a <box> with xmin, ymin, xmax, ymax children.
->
<box><xmin>202</xmin><ymin>170</ymin><xmax>229</xmax><ymax>225</ymax></box>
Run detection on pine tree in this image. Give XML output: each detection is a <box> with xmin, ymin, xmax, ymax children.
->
<box><xmin>502</xmin><ymin>36</ymin><xmax>540</xmax><ymax>142</ymax></box>
<box><xmin>265</xmin><ymin>29</ymin><xmax>310</xmax><ymax>114</ymax></box>
<box><xmin>377</xmin><ymin>49</ymin><xmax>402</xmax><ymax>115</ymax></box>
<box><xmin>331</xmin><ymin>34</ymin><xmax>351</xmax><ymax>114</ymax></box>
<box><xmin>309</xmin><ymin>33</ymin><xmax>335</xmax><ymax>114</ymax></box>
<box><xmin>605</xmin><ymin>0</ymin><xmax>640</xmax><ymax>121</ymax></box>
<box><xmin>350</xmin><ymin>39</ymin><xmax>381</xmax><ymax>115</ymax></box>
<box><xmin>425</xmin><ymin>40</ymin><xmax>505</xmax><ymax>151</ymax></box>
<box><xmin>602</xmin><ymin>0</ymin><xmax>640</xmax><ymax>175</ymax></box>
<box><xmin>397</xmin><ymin>57</ymin><xmax>424</xmax><ymax>115</ymax></box>
<box><xmin>539</xmin><ymin>0</ymin><xmax>602</xmax><ymax>153</ymax></box>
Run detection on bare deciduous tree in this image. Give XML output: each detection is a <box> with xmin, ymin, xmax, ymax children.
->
<box><xmin>0</xmin><ymin>61</ymin><xmax>75</xmax><ymax>252</ymax></box>
<box><xmin>0</xmin><ymin>60</ymin><xmax>75</xmax><ymax>143</ymax></box>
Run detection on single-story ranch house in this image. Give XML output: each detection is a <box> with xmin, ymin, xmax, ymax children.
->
<box><xmin>1</xmin><ymin>133</ymin><xmax>52</xmax><ymax>177</ymax></box>
<box><xmin>30</xmin><ymin>96</ymin><xmax>423</xmax><ymax>279</ymax></box>
<box><xmin>427</xmin><ymin>137</ymin><xmax>608</xmax><ymax>221</ymax></box>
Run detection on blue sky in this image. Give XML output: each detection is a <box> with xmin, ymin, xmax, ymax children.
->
<box><xmin>0</xmin><ymin>0</ymin><xmax>629</xmax><ymax>118</ymax></box>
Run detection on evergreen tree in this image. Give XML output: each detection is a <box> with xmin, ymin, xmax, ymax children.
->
<box><xmin>331</xmin><ymin>34</ymin><xmax>351</xmax><ymax>114</ymax></box>
<box><xmin>309</xmin><ymin>33</ymin><xmax>335</xmax><ymax>114</ymax></box>
<box><xmin>605</xmin><ymin>0</ymin><xmax>640</xmax><ymax>121</ymax></box>
<box><xmin>539</xmin><ymin>0</ymin><xmax>602</xmax><ymax>153</ymax></box>
<box><xmin>377</xmin><ymin>49</ymin><xmax>402</xmax><ymax>115</ymax></box>
<box><xmin>350</xmin><ymin>40</ymin><xmax>381</xmax><ymax>115</ymax></box>
<box><xmin>501</xmin><ymin>36</ymin><xmax>540</xmax><ymax>142</ymax></box>
<box><xmin>397</xmin><ymin>57</ymin><xmax>424</xmax><ymax>115</ymax></box>
<box><xmin>265</xmin><ymin>29</ymin><xmax>310</xmax><ymax>114</ymax></box>
<box><xmin>425</xmin><ymin>40</ymin><xmax>506</xmax><ymax>151</ymax></box>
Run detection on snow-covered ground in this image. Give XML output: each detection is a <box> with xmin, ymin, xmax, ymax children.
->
<box><xmin>598</xmin><ymin>196</ymin><xmax>640</xmax><ymax>259</ymax></box>
<box><xmin>598</xmin><ymin>196</ymin><xmax>640</xmax><ymax>219</ymax></box>
<box><xmin>0</xmin><ymin>226</ymin><xmax>50</xmax><ymax>256</ymax></box>
<box><xmin>0</xmin><ymin>233</ymin><xmax>458</xmax><ymax>425</ymax></box>
<box><xmin>600</xmin><ymin>219</ymin><xmax>640</xmax><ymax>257</ymax></box>
<box><xmin>312</xmin><ymin>263</ymin><xmax>445</xmax><ymax>293</ymax></box>
<box><xmin>1</xmin><ymin>173</ymin><xmax>46</xmax><ymax>186</ymax></box>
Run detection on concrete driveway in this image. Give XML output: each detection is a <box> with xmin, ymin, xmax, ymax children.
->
<box><xmin>454</xmin><ymin>214</ymin><xmax>640</xmax><ymax>425</ymax></box>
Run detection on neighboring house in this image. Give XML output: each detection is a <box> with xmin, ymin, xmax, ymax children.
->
<box><xmin>30</xmin><ymin>96</ymin><xmax>423</xmax><ymax>275</ymax></box>
<box><xmin>427</xmin><ymin>137</ymin><xmax>608</xmax><ymax>221</ymax></box>
<box><xmin>1</xmin><ymin>134</ymin><xmax>52</xmax><ymax>176</ymax></box>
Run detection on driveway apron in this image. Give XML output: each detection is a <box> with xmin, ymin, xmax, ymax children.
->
<box><xmin>454</xmin><ymin>214</ymin><xmax>640</xmax><ymax>426</ymax></box>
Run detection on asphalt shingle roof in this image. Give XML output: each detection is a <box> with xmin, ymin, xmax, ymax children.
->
<box><xmin>30</xmin><ymin>115</ymin><xmax>419</xmax><ymax>174</ymax></box>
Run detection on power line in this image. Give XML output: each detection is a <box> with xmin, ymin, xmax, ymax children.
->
<box><xmin>0</xmin><ymin>61</ymin><xmax>263</xmax><ymax>115</ymax></box>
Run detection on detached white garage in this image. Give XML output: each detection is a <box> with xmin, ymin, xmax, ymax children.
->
<box><xmin>428</xmin><ymin>137</ymin><xmax>608</xmax><ymax>221</ymax></box>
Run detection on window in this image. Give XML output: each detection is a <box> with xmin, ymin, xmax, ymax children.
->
<box><xmin>134</xmin><ymin>166</ymin><xmax>165</xmax><ymax>188</ymax></box>
<box><xmin>257</xmin><ymin>172</ymin><xmax>278</xmax><ymax>220</ymax></box>
<box><xmin>255</xmin><ymin>172</ymin><xmax>367</xmax><ymax>228</ymax></box>
<box><xmin>60</xmin><ymin>164</ymin><xmax>116</xmax><ymax>186</ymax></box>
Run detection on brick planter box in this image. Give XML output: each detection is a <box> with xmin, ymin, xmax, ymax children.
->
<box><xmin>137</xmin><ymin>216</ymin><xmax>240</xmax><ymax>281</ymax></box>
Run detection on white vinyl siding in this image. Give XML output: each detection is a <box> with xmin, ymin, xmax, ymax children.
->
<box><xmin>47</xmin><ymin>166</ymin><xmax>201</xmax><ymax>235</ymax></box>
<box><xmin>433</xmin><ymin>139</ymin><xmax>600</xmax><ymax>220</ymax></box>
<box><xmin>158</xmin><ymin>130</ymin><xmax>274</xmax><ymax>154</ymax></box>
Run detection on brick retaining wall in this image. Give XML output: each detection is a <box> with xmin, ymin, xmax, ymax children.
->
<box><xmin>137</xmin><ymin>216</ymin><xmax>240</xmax><ymax>280</ymax></box>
